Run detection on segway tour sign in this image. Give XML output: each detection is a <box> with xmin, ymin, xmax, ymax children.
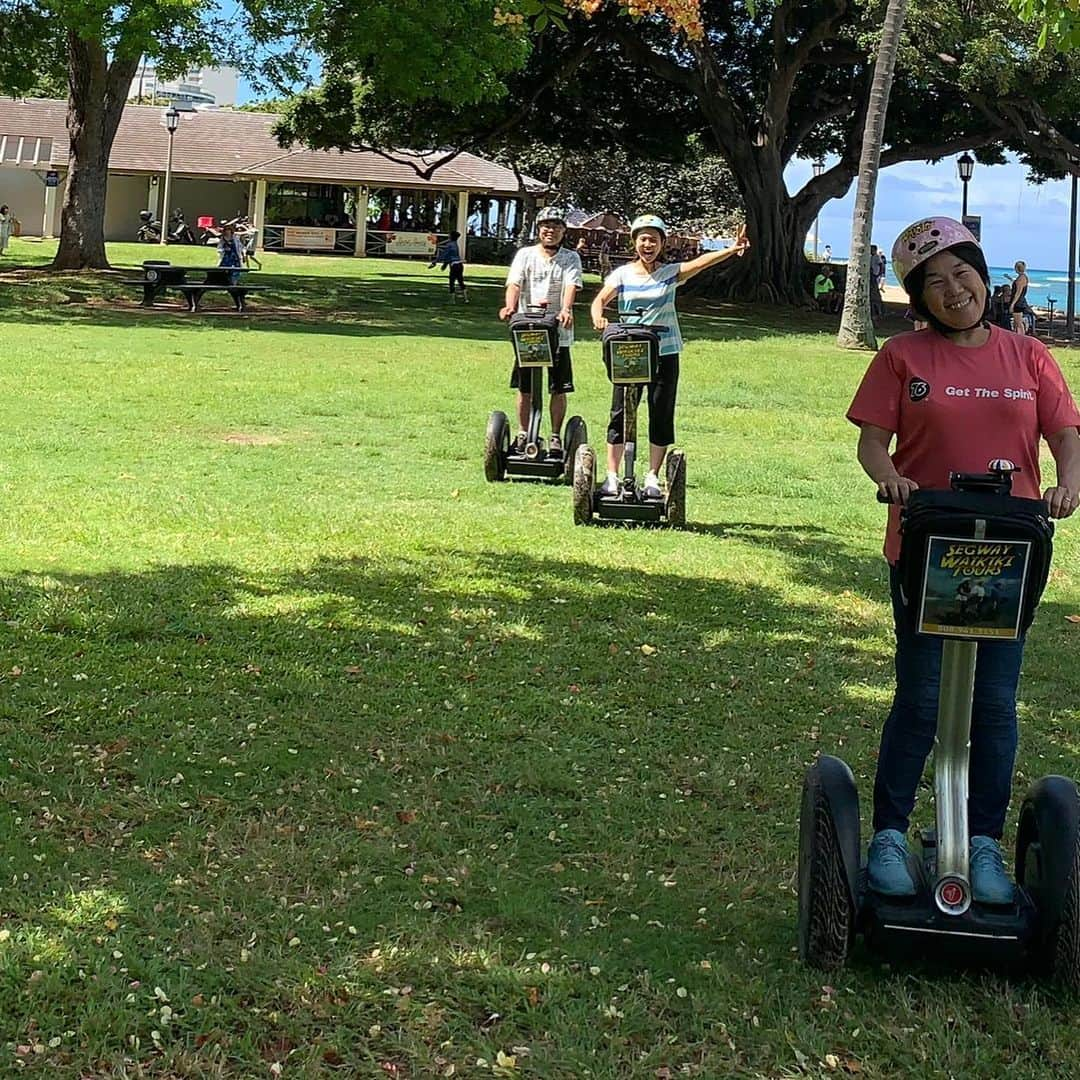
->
<box><xmin>512</xmin><ymin>327</ymin><xmax>555</xmax><ymax>367</ymax></box>
<box><xmin>607</xmin><ymin>338</ymin><xmax>654</xmax><ymax>384</ymax></box>
<box><xmin>917</xmin><ymin>536</ymin><xmax>1032</xmax><ymax>640</ymax></box>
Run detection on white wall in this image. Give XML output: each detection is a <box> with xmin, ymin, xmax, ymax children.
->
<box><xmin>0</xmin><ymin>167</ymin><xmax>48</xmax><ymax>236</ymax></box>
<box><xmin>104</xmin><ymin>174</ymin><xmax>150</xmax><ymax>240</ymax></box>
<box><xmin>169</xmin><ymin>178</ymin><xmax>249</xmax><ymax>227</ymax></box>
<box><xmin>102</xmin><ymin>175</ymin><xmax>249</xmax><ymax>240</ymax></box>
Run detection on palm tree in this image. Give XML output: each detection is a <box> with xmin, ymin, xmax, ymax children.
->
<box><xmin>837</xmin><ymin>0</ymin><xmax>911</xmax><ymax>350</ymax></box>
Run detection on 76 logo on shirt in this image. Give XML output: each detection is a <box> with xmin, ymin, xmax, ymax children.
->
<box><xmin>909</xmin><ymin>378</ymin><xmax>931</xmax><ymax>402</ymax></box>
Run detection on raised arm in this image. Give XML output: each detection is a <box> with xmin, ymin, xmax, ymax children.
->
<box><xmin>677</xmin><ymin>224</ymin><xmax>750</xmax><ymax>284</ymax></box>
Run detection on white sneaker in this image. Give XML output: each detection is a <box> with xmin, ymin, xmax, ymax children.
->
<box><xmin>600</xmin><ymin>472</ymin><xmax>619</xmax><ymax>495</ymax></box>
<box><xmin>643</xmin><ymin>472</ymin><xmax>662</xmax><ymax>498</ymax></box>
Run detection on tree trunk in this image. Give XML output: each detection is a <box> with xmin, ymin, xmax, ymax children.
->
<box><xmin>693</xmin><ymin>148</ymin><xmax>822</xmax><ymax>303</ymax></box>
<box><xmin>837</xmin><ymin>0</ymin><xmax>910</xmax><ymax>350</ymax></box>
<box><xmin>52</xmin><ymin>33</ymin><xmax>140</xmax><ymax>271</ymax></box>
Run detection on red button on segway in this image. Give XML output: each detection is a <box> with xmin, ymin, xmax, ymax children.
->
<box><xmin>941</xmin><ymin>882</ymin><xmax>964</xmax><ymax>906</ymax></box>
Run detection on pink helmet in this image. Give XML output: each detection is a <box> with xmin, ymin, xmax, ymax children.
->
<box><xmin>891</xmin><ymin>217</ymin><xmax>980</xmax><ymax>288</ymax></box>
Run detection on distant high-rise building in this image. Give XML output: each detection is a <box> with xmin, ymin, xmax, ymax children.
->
<box><xmin>129</xmin><ymin>64</ymin><xmax>239</xmax><ymax>108</ymax></box>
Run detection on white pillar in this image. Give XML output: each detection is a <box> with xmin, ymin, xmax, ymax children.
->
<box><xmin>147</xmin><ymin>175</ymin><xmax>160</xmax><ymax>218</ymax></box>
<box><xmin>253</xmin><ymin>179</ymin><xmax>267</xmax><ymax>251</ymax></box>
<box><xmin>456</xmin><ymin>191</ymin><xmax>469</xmax><ymax>261</ymax></box>
<box><xmin>159</xmin><ymin>132</ymin><xmax>176</xmax><ymax>245</ymax></box>
<box><xmin>42</xmin><ymin>182</ymin><xmax>57</xmax><ymax>238</ymax></box>
<box><xmin>355</xmin><ymin>185</ymin><xmax>367</xmax><ymax>256</ymax></box>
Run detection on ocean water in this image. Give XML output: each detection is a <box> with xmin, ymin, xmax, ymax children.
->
<box><xmin>884</xmin><ymin>263</ymin><xmax>1077</xmax><ymax>305</ymax></box>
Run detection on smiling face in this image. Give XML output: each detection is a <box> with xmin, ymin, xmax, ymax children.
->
<box><xmin>634</xmin><ymin>227</ymin><xmax>665</xmax><ymax>262</ymax></box>
<box><xmin>537</xmin><ymin>221</ymin><xmax>565</xmax><ymax>249</ymax></box>
<box><xmin>919</xmin><ymin>250</ymin><xmax>987</xmax><ymax>329</ymax></box>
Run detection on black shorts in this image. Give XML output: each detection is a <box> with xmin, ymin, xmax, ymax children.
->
<box><xmin>607</xmin><ymin>353</ymin><xmax>679</xmax><ymax>447</ymax></box>
<box><xmin>510</xmin><ymin>346</ymin><xmax>574</xmax><ymax>394</ymax></box>
<box><xmin>1013</xmin><ymin>299</ymin><xmax>1034</xmax><ymax>316</ymax></box>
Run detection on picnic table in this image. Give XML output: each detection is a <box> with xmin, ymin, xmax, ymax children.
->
<box><xmin>120</xmin><ymin>261</ymin><xmax>267</xmax><ymax>312</ymax></box>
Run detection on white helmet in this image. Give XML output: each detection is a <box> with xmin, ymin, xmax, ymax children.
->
<box><xmin>630</xmin><ymin>214</ymin><xmax>668</xmax><ymax>240</ymax></box>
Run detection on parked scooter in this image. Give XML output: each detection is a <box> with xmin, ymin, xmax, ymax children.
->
<box><xmin>168</xmin><ymin>208</ymin><xmax>197</xmax><ymax>245</ymax></box>
<box><xmin>136</xmin><ymin>210</ymin><xmax>161</xmax><ymax>243</ymax></box>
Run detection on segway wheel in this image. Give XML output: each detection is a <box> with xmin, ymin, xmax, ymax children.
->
<box><xmin>1016</xmin><ymin>777</ymin><xmax>1080</xmax><ymax>988</ymax></box>
<box><xmin>562</xmin><ymin>416</ymin><xmax>587</xmax><ymax>485</ymax></box>
<box><xmin>665</xmin><ymin>449</ymin><xmax>686</xmax><ymax>528</ymax></box>
<box><xmin>484</xmin><ymin>410</ymin><xmax>510</xmax><ymax>483</ymax></box>
<box><xmin>797</xmin><ymin>760</ymin><xmax>857</xmax><ymax>970</ymax></box>
<box><xmin>573</xmin><ymin>444</ymin><xmax>596</xmax><ymax>526</ymax></box>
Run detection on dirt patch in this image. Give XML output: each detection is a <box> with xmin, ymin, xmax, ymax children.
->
<box><xmin>221</xmin><ymin>433</ymin><xmax>284</xmax><ymax>446</ymax></box>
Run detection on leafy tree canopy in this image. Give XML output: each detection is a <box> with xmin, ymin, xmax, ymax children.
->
<box><xmin>499</xmin><ymin>137</ymin><xmax>741</xmax><ymax>235</ymax></box>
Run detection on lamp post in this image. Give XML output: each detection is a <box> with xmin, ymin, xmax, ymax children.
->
<box><xmin>957</xmin><ymin>151</ymin><xmax>975</xmax><ymax>219</ymax></box>
<box><xmin>159</xmin><ymin>106</ymin><xmax>180</xmax><ymax>246</ymax></box>
<box><xmin>1067</xmin><ymin>163</ymin><xmax>1078</xmax><ymax>339</ymax></box>
<box><xmin>812</xmin><ymin>158</ymin><xmax>825</xmax><ymax>258</ymax></box>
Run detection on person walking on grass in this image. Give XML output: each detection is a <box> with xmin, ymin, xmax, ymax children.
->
<box><xmin>498</xmin><ymin>207</ymin><xmax>583</xmax><ymax>454</ymax></box>
<box><xmin>217</xmin><ymin>222</ymin><xmax>245</xmax><ymax>285</ymax></box>
<box><xmin>0</xmin><ymin>205</ymin><xmax>11</xmax><ymax>255</ymax></box>
<box><xmin>430</xmin><ymin>230</ymin><xmax>468</xmax><ymax>303</ymax></box>
<box><xmin>847</xmin><ymin>216</ymin><xmax>1080</xmax><ymax>904</ymax></box>
<box><xmin>590</xmin><ymin>215</ymin><xmax>750</xmax><ymax>498</ymax></box>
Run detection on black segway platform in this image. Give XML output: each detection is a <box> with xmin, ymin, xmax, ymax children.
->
<box><xmin>798</xmin><ymin>466</ymin><xmax>1080</xmax><ymax>984</ymax></box>
<box><xmin>572</xmin><ymin>320</ymin><xmax>685</xmax><ymax>527</ymax></box>
<box><xmin>485</xmin><ymin>308</ymin><xmax>586</xmax><ymax>485</ymax></box>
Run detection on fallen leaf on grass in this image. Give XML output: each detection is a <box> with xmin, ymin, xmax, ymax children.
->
<box><xmin>396</xmin><ymin>810</ymin><xmax>417</xmax><ymax>825</ymax></box>
<box><xmin>640</xmin><ymin>644</ymin><xmax>657</xmax><ymax>655</ymax></box>
<box><xmin>1066</xmin><ymin>615</ymin><xmax>1080</xmax><ymax>624</ymax></box>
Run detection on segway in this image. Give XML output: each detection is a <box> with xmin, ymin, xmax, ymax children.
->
<box><xmin>798</xmin><ymin>464</ymin><xmax>1080</xmax><ymax>984</ymax></box>
<box><xmin>572</xmin><ymin>315</ymin><xmax>685</xmax><ymax>527</ymax></box>
<box><xmin>484</xmin><ymin>304</ymin><xmax>586</xmax><ymax>484</ymax></box>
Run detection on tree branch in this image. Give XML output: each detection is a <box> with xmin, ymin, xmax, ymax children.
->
<box><xmin>766</xmin><ymin>0</ymin><xmax>849</xmax><ymax>143</ymax></box>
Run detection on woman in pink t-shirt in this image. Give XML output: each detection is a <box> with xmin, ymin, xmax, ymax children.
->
<box><xmin>847</xmin><ymin>217</ymin><xmax>1080</xmax><ymax>904</ymax></box>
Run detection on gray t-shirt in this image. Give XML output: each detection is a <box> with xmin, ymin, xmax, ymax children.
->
<box><xmin>507</xmin><ymin>245</ymin><xmax>584</xmax><ymax>347</ymax></box>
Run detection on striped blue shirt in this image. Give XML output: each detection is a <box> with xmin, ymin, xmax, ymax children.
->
<box><xmin>604</xmin><ymin>261</ymin><xmax>683</xmax><ymax>355</ymax></box>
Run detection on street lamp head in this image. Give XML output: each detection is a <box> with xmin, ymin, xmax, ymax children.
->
<box><xmin>164</xmin><ymin>107</ymin><xmax>180</xmax><ymax>133</ymax></box>
<box><xmin>812</xmin><ymin>158</ymin><xmax>825</xmax><ymax>177</ymax></box>
<box><xmin>957</xmin><ymin>151</ymin><xmax>975</xmax><ymax>182</ymax></box>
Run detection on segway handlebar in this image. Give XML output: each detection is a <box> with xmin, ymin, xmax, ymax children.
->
<box><xmin>876</xmin><ymin>464</ymin><xmax>1020</xmax><ymax>503</ymax></box>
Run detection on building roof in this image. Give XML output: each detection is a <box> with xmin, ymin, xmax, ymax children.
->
<box><xmin>0</xmin><ymin>97</ymin><xmax>543</xmax><ymax>196</ymax></box>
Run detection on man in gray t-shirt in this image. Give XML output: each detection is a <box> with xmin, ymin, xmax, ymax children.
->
<box><xmin>498</xmin><ymin>207</ymin><xmax>583</xmax><ymax>453</ymax></box>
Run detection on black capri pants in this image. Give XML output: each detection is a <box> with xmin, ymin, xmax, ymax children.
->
<box><xmin>448</xmin><ymin>262</ymin><xmax>466</xmax><ymax>291</ymax></box>
<box><xmin>606</xmin><ymin>353</ymin><xmax>679</xmax><ymax>447</ymax></box>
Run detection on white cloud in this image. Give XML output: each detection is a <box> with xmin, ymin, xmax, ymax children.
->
<box><xmin>787</xmin><ymin>153</ymin><xmax>1077</xmax><ymax>271</ymax></box>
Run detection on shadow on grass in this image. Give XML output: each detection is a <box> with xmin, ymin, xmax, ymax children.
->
<box><xmin>0</xmin><ymin>538</ymin><xmax>1076</xmax><ymax>1071</ymax></box>
<box><xmin>0</xmin><ymin>259</ymin><xmax>911</xmax><ymax>345</ymax></box>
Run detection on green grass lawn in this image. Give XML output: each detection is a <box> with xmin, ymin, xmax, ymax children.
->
<box><xmin>0</xmin><ymin>238</ymin><xmax>1078</xmax><ymax>1078</ymax></box>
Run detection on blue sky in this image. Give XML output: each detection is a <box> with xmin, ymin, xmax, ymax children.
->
<box><xmin>786</xmin><ymin>154</ymin><xmax>1078</xmax><ymax>273</ymax></box>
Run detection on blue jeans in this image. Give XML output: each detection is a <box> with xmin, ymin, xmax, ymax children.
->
<box><xmin>872</xmin><ymin>566</ymin><xmax>1025</xmax><ymax>840</ymax></box>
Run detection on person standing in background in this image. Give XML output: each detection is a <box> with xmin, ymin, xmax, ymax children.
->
<box><xmin>0</xmin><ymin>205</ymin><xmax>11</xmax><ymax>255</ymax></box>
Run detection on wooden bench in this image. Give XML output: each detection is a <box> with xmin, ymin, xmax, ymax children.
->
<box><xmin>175</xmin><ymin>283</ymin><xmax>268</xmax><ymax>312</ymax></box>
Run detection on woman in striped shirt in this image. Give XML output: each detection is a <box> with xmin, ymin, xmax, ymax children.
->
<box><xmin>590</xmin><ymin>216</ymin><xmax>749</xmax><ymax>496</ymax></box>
